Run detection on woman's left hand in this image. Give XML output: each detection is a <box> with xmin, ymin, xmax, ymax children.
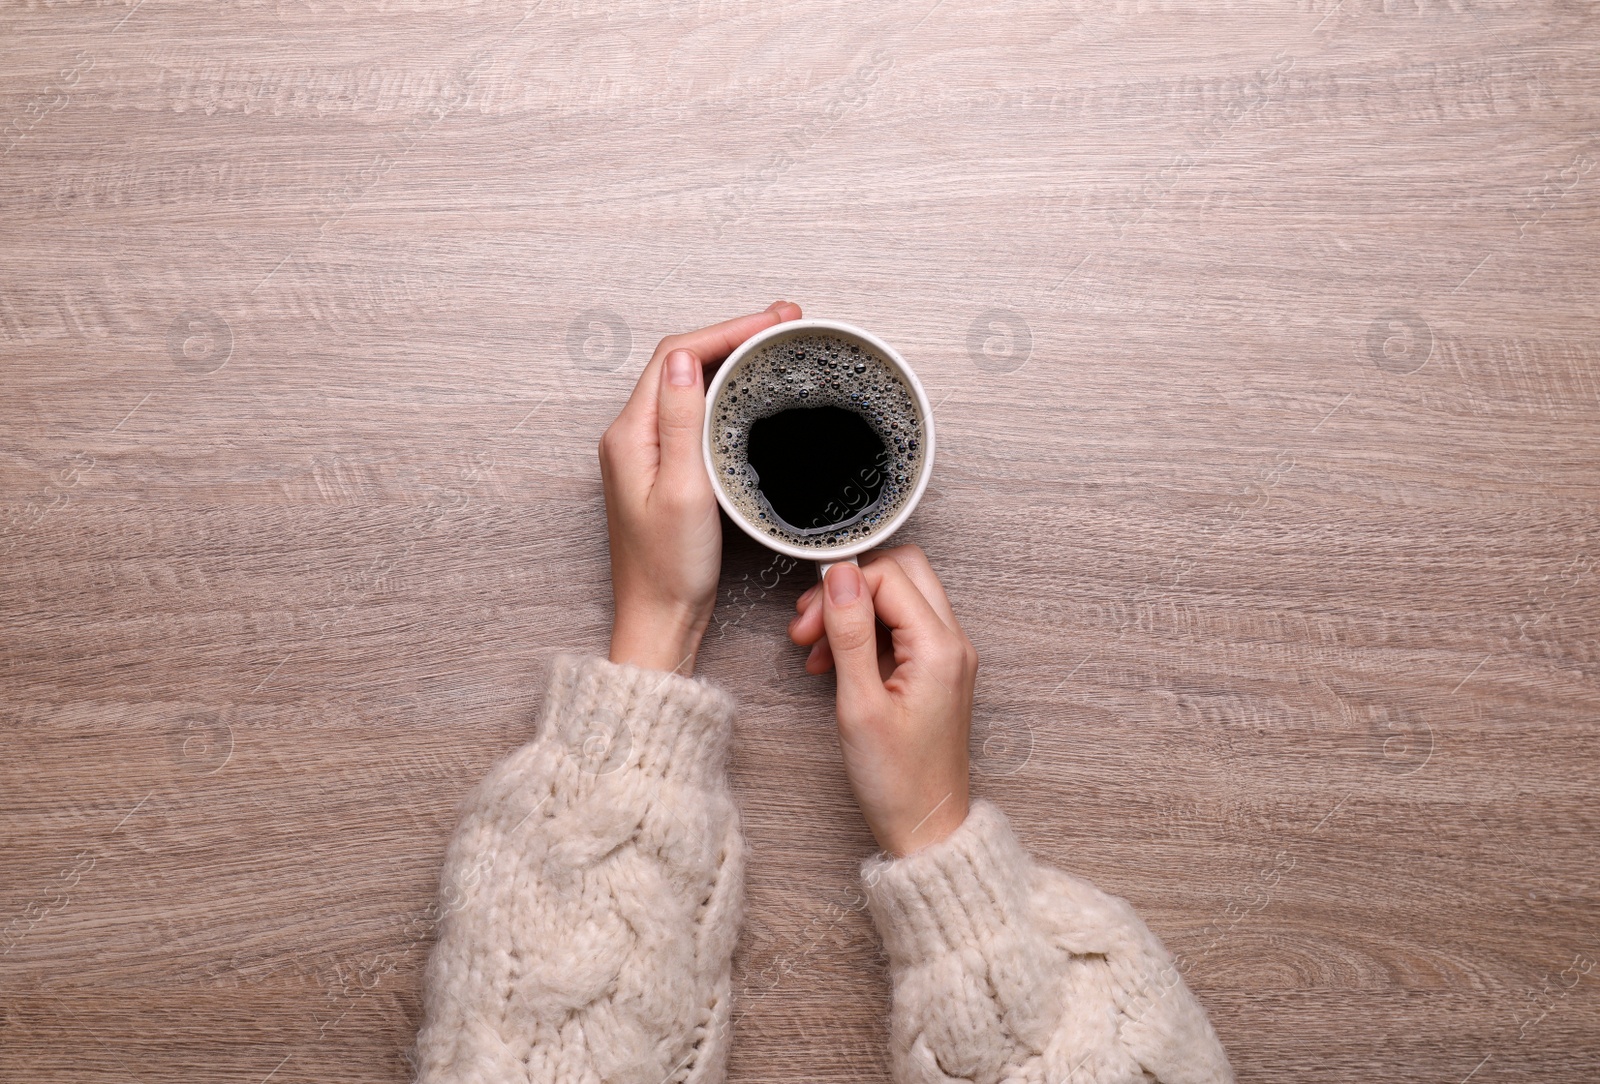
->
<box><xmin>601</xmin><ymin>301</ymin><xmax>804</xmax><ymax>675</ymax></box>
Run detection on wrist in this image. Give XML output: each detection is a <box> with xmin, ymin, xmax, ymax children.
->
<box><xmin>609</xmin><ymin>605</ymin><xmax>708</xmax><ymax>676</ymax></box>
<box><xmin>875</xmin><ymin>787</ymin><xmax>971</xmax><ymax>857</ymax></box>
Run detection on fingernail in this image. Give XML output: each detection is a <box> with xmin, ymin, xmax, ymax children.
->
<box><xmin>767</xmin><ymin>299</ymin><xmax>786</xmax><ymax>312</ymax></box>
<box><xmin>827</xmin><ymin>562</ymin><xmax>860</xmax><ymax>605</ymax></box>
<box><xmin>666</xmin><ymin>349</ymin><xmax>696</xmax><ymax>386</ymax></box>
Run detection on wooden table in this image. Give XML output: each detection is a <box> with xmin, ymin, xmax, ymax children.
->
<box><xmin>3</xmin><ymin>1</ymin><xmax>1597</xmax><ymax>1080</ymax></box>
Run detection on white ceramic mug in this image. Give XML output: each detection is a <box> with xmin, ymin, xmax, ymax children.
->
<box><xmin>702</xmin><ymin>318</ymin><xmax>936</xmax><ymax>578</ymax></box>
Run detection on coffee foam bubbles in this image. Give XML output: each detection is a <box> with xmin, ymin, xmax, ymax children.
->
<box><xmin>711</xmin><ymin>331</ymin><xmax>925</xmax><ymax>550</ymax></box>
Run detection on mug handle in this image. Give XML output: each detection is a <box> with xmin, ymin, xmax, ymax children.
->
<box><xmin>817</xmin><ymin>555</ymin><xmax>859</xmax><ymax>580</ymax></box>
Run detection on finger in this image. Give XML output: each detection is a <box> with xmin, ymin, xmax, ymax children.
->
<box><xmin>856</xmin><ymin>557</ymin><xmax>949</xmax><ymax>652</ymax></box>
<box><xmin>670</xmin><ymin>302</ymin><xmax>801</xmax><ymax>365</ymax></box>
<box><xmin>820</xmin><ymin>562</ymin><xmax>889</xmax><ymax>715</ymax></box>
<box><xmin>788</xmin><ymin>591</ymin><xmax>825</xmax><ymax>645</ymax></box>
<box><xmin>805</xmin><ymin>637</ymin><xmax>835</xmax><ymax>675</ymax></box>
<box><xmin>860</xmin><ymin>544</ymin><xmax>960</xmax><ymax>632</ymax></box>
<box><xmin>795</xmin><ymin>551</ymin><xmax>945</xmax><ymax>654</ymax></box>
<box><xmin>691</xmin><ymin>300</ymin><xmax>804</xmax><ymax>384</ymax></box>
<box><xmin>811</xmin><ymin>611</ymin><xmax>893</xmax><ymax>678</ymax></box>
<box><xmin>796</xmin><ymin>582</ymin><xmax>820</xmax><ymax>613</ymax></box>
<box><xmin>622</xmin><ymin>303</ymin><xmax>803</xmax><ymax>422</ymax></box>
<box><xmin>655</xmin><ymin>348</ymin><xmax>709</xmax><ymax>495</ymax></box>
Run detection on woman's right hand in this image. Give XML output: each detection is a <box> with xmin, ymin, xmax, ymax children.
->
<box><xmin>787</xmin><ymin>545</ymin><xmax>977</xmax><ymax>857</ymax></box>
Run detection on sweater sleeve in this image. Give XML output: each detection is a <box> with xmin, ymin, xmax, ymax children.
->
<box><xmin>861</xmin><ymin>800</ymin><xmax>1234</xmax><ymax>1084</ymax></box>
<box><xmin>415</xmin><ymin>654</ymin><xmax>744</xmax><ymax>1084</ymax></box>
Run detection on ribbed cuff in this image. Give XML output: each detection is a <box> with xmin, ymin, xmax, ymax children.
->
<box><xmin>860</xmin><ymin>800</ymin><xmax>1035</xmax><ymax>966</ymax></box>
<box><xmin>537</xmin><ymin>654</ymin><xmax>736</xmax><ymax>788</ymax></box>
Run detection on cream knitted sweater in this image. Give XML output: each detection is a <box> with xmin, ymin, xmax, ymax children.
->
<box><xmin>415</xmin><ymin>655</ymin><xmax>1233</xmax><ymax>1084</ymax></box>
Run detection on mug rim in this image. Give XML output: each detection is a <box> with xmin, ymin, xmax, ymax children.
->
<box><xmin>701</xmin><ymin>318</ymin><xmax>936</xmax><ymax>564</ymax></box>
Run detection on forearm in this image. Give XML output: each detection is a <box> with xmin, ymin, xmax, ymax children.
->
<box><xmin>415</xmin><ymin>654</ymin><xmax>744</xmax><ymax>1084</ymax></box>
<box><xmin>862</xmin><ymin>800</ymin><xmax>1233</xmax><ymax>1084</ymax></box>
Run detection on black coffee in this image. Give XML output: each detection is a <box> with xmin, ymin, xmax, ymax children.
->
<box><xmin>710</xmin><ymin>331</ymin><xmax>924</xmax><ymax>550</ymax></box>
<box><xmin>746</xmin><ymin>406</ymin><xmax>888</xmax><ymax>533</ymax></box>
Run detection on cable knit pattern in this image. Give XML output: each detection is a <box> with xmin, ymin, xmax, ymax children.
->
<box><xmin>415</xmin><ymin>656</ymin><xmax>1232</xmax><ymax>1084</ymax></box>
<box><xmin>861</xmin><ymin>801</ymin><xmax>1234</xmax><ymax>1084</ymax></box>
<box><xmin>415</xmin><ymin>654</ymin><xmax>744</xmax><ymax>1084</ymax></box>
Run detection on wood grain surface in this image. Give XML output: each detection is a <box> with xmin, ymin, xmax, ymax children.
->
<box><xmin>3</xmin><ymin>1</ymin><xmax>1598</xmax><ymax>1081</ymax></box>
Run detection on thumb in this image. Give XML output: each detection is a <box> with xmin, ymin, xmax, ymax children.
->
<box><xmin>821</xmin><ymin>562</ymin><xmax>889</xmax><ymax>721</ymax></box>
<box><xmin>656</xmin><ymin>348</ymin><xmax>706</xmax><ymax>490</ymax></box>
